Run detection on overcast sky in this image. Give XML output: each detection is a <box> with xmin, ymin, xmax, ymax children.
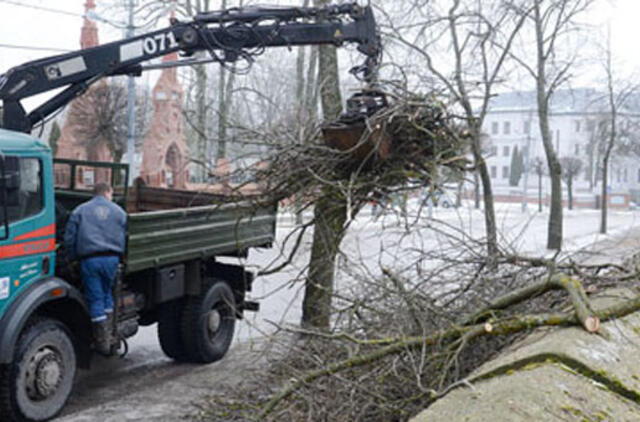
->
<box><xmin>1</xmin><ymin>0</ymin><xmax>639</xmax><ymax>109</ymax></box>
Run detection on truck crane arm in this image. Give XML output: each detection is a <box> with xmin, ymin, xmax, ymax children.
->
<box><xmin>0</xmin><ymin>2</ymin><xmax>381</xmax><ymax>134</ymax></box>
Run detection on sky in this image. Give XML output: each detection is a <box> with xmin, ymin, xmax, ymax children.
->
<box><xmin>0</xmin><ymin>0</ymin><xmax>640</xmax><ymax>111</ymax></box>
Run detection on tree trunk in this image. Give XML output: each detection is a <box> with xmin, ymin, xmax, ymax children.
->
<box><xmin>195</xmin><ymin>65</ymin><xmax>208</xmax><ymax>181</ymax></box>
<box><xmin>215</xmin><ymin>0</ymin><xmax>230</xmax><ymax>162</ymax></box>
<box><xmin>534</xmin><ymin>1</ymin><xmax>562</xmax><ymax>250</ymax></box>
<box><xmin>304</xmin><ymin>46</ymin><xmax>319</xmax><ymax>117</ymax></box>
<box><xmin>601</xmin><ymin>124</ymin><xmax>616</xmax><ymax>234</ymax></box>
<box><xmin>301</xmin><ymin>0</ymin><xmax>344</xmax><ymax>330</ymax></box>
<box><xmin>471</xmin><ymin>127</ymin><xmax>498</xmax><ymax>257</ymax></box>
<box><xmin>302</xmin><ymin>196</ymin><xmax>347</xmax><ymax>329</ymax></box>
<box><xmin>601</xmin><ymin>34</ymin><xmax>617</xmax><ymax>235</ymax></box>
<box><xmin>568</xmin><ymin>177</ymin><xmax>573</xmax><ymax>210</ymax></box>
<box><xmin>600</xmin><ymin>159</ymin><xmax>609</xmax><ymax>233</ymax></box>
<box><xmin>294</xmin><ymin>18</ymin><xmax>309</xmax><ymax>226</ymax></box>
<box><xmin>474</xmin><ymin>171</ymin><xmax>480</xmax><ymax>209</ymax></box>
<box><xmin>538</xmin><ymin>172</ymin><xmax>542</xmax><ymax>213</ymax></box>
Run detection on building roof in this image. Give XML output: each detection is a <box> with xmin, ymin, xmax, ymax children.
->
<box><xmin>489</xmin><ymin>88</ymin><xmax>640</xmax><ymax>115</ymax></box>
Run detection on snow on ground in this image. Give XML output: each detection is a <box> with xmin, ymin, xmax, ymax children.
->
<box><xmin>239</xmin><ymin>201</ymin><xmax>640</xmax><ymax>342</ymax></box>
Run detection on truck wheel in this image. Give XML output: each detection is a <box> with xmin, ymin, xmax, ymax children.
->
<box><xmin>157</xmin><ymin>299</ymin><xmax>188</xmax><ymax>361</ymax></box>
<box><xmin>0</xmin><ymin>318</ymin><xmax>76</xmax><ymax>422</ymax></box>
<box><xmin>182</xmin><ymin>281</ymin><xmax>236</xmax><ymax>364</ymax></box>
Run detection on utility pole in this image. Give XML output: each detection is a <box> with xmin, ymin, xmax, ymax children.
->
<box><xmin>126</xmin><ymin>0</ymin><xmax>137</xmax><ymax>184</ymax></box>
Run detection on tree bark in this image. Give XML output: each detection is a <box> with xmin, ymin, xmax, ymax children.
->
<box><xmin>215</xmin><ymin>0</ymin><xmax>231</xmax><ymax>162</ymax></box>
<box><xmin>301</xmin><ymin>0</ymin><xmax>344</xmax><ymax>330</ymax></box>
<box><xmin>534</xmin><ymin>0</ymin><xmax>562</xmax><ymax>250</ymax></box>
<box><xmin>538</xmin><ymin>171</ymin><xmax>542</xmax><ymax>212</ymax></box>
<box><xmin>601</xmin><ymin>38</ymin><xmax>617</xmax><ymax>234</ymax></box>
<box><xmin>195</xmin><ymin>65</ymin><xmax>208</xmax><ymax>181</ymax></box>
<box><xmin>471</xmin><ymin>126</ymin><xmax>498</xmax><ymax>257</ymax></box>
<box><xmin>473</xmin><ymin>172</ymin><xmax>480</xmax><ymax>209</ymax></box>
<box><xmin>302</xmin><ymin>195</ymin><xmax>347</xmax><ymax>329</ymax></box>
<box><xmin>568</xmin><ymin>177</ymin><xmax>573</xmax><ymax>210</ymax></box>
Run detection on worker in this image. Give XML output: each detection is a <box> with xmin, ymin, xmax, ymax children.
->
<box><xmin>64</xmin><ymin>182</ymin><xmax>126</xmax><ymax>355</ymax></box>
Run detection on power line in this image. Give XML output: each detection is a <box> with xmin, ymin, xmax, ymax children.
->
<box><xmin>0</xmin><ymin>0</ymin><xmax>84</xmax><ymax>18</ymax></box>
<box><xmin>0</xmin><ymin>43</ymin><xmax>71</xmax><ymax>53</ymax></box>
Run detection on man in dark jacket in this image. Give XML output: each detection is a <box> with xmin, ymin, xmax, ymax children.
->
<box><xmin>65</xmin><ymin>182</ymin><xmax>126</xmax><ymax>355</ymax></box>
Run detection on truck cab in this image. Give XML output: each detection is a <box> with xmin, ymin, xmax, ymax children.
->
<box><xmin>0</xmin><ymin>129</ymin><xmax>56</xmax><ymax>305</ymax></box>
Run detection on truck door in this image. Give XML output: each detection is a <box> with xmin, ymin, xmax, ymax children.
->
<box><xmin>0</xmin><ymin>154</ymin><xmax>55</xmax><ymax>317</ymax></box>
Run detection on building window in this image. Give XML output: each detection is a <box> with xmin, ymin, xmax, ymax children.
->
<box><xmin>574</xmin><ymin>144</ymin><xmax>580</xmax><ymax>155</ymax></box>
<box><xmin>503</xmin><ymin>146</ymin><xmax>510</xmax><ymax>157</ymax></box>
<box><xmin>503</xmin><ymin>121</ymin><xmax>511</xmax><ymax>135</ymax></box>
<box><xmin>624</xmin><ymin>168</ymin><xmax>628</xmax><ymax>183</ymax></box>
<box><xmin>489</xmin><ymin>145</ymin><xmax>498</xmax><ymax>156</ymax></box>
<box><xmin>491</xmin><ymin>166</ymin><xmax>497</xmax><ymax>178</ymax></box>
<box><xmin>587</xmin><ymin>120</ymin><xmax>595</xmax><ymax>132</ymax></box>
<box><xmin>524</xmin><ymin>120</ymin><xmax>531</xmax><ymax>134</ymax></box>
<box><xmin>637</xmin><ymin>168</ymin><xmax>640</xmax><ymax>183</ymax></box>
<box><xmin>491</xmin><ymin>122</ymin><xmax>499</xmax><ymax>135</ymax></box>
<box><xmin>502</xmin><ymin>166</ymin><xmax>509</xmax><ymax>179</ymax></box>
<box><xmin>575</xmin><ymin>120</ymin><xmax>581</xmax><ymax>133</ymax></box>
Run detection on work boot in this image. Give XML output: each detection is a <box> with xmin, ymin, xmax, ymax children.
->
<box><xmin>93</xmin><ymin>321</ymin><xmax>112</xmax><ymax>356</ymax></box>
<box><xmin>105</xmin><ymin>311</ymin><xmax>119</xmax><ymax>351</ymax></box>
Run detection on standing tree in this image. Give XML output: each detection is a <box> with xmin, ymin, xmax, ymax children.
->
<box><xmin>68</xmin><ymin>83</ymin><xmax>151</xmax><ymax>164</ymax></box>
<box><xmin>385</xmin><ymin>0</ymin><xmax>530</xmax><ymax>257</ymax></box>
<box><xmin>300</xmin><ymin>0</ymin><xmax>346</xmax><ymax>329</ymax></box>
<box><xmin>509</xmin><ymin>145</ymin><xmax>523</xmax><ymax>187</ymax></box>
<box><xmin>560</xmin><ymin>156</ymin><xmax>582</xmax><ymax>210</ymax></box>
<box><xmin>597</xmin><ymin>28</ymin><xmax>638</xmax><ymax>234</ymax></box>
<box><xmin>48</xmin><ymin>121</ymin><xmax>61</xmax><ymax>157</ymax></box>
<box><xmin>514</xmin><ymin>0</ymin><xmax>594</xmax><ymax>249</ymax></box>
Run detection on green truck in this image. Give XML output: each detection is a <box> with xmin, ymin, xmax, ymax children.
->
<box><xmin>0</xmin><ymin>132</ymin><xmax>276</xmax><ymax>421</ymax></box>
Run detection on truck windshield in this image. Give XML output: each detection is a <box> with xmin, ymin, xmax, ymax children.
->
<box><xmin>0</xmin><ymin>157</ymin><xmax>43</xmax><ymax>226</ymax></box>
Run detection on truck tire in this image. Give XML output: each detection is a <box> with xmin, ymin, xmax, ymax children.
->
<box><xmin>157</xmin><ymin>299</ymin><xmax>188</xmax><ymax>361</ymax></box>
<box><xmin>0</xmin><ymin>318</ymin><xmax>76</xmax><ymax>422</ymax></box>
<box><xmin>181</xmin><ymin>281</ymin><xmax>236</xmax><ymax>364</ymax></box>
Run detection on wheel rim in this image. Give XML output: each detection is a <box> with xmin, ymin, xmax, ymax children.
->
<box><xmin>207</xmin><ymin>309</ymin><xmax>222</xmax><ymax>336</ymax></box>
<box><xmin>205</xmin><ymin>297</ymin><xmax>233</xmax><ymax>343</ymax></box>
<box><xmin>24</xmin><ymin>346</ymin><xmax>64</xmax><ymax>401</ymax></box>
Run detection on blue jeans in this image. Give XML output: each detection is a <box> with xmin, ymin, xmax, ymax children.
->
<box><xmin>80</xmin><ymin>256</ymin><xmax>119</xmax><ymax>322</ymax></box>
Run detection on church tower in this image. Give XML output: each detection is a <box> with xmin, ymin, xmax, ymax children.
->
<box><xmin>140</xmin><ymin>25</ymin><xmax>189</xmax><ymax>189</ymax></box>
<box><xmin>55</xmin><ymin>0</ymin><xmax>112</xmax><ymax>167</ymax></box>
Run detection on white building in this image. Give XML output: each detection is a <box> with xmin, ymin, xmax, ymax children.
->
<box><xmin>482</xmin><ymin>88</ymin><xmax>640</xmax><ymax>206</ymax></box>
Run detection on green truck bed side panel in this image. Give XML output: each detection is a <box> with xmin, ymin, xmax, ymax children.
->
<box><xmin>125</xmin><ymin>202</ymin><xmax>276</xmax><ymax>273</ymax></box>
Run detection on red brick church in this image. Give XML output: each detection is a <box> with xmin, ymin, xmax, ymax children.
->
<box><xmin>55</xmin><ymin>0</ymin><xmax>190</xmax><ymax>190</ymax></box>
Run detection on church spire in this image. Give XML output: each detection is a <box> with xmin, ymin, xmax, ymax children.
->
<box><xmin>81</xmin><ymin>0</ymin><xmax>99</xmax><ymax>49</ymax></box>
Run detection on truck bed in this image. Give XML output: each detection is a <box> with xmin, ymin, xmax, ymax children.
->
<box><xmin>126</xmin><ymin>200</ymin><xmax>275</xmax><ymax>273</ymax></box>
<box><xmin>53</xmin><ymin>160</ymin><xmax>276</xmax><ymax>275</ymax></box>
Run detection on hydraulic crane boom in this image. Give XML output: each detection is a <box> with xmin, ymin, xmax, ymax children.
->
<box><xmin>0</xmin><ymin>3</ymin><xmax>381</xmax><ymax>134</ymax></box>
